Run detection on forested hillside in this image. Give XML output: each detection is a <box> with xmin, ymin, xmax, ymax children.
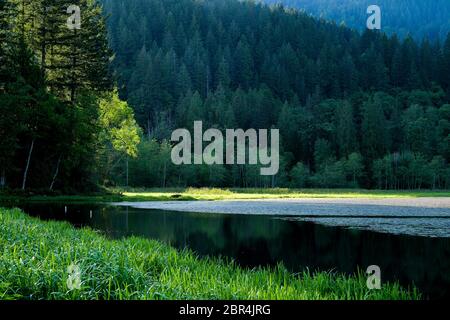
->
<box><xmin>262</xmin><ymin>0</ymin><xmax>450</xmax><ymax>41</ymax></box>
<box><xmin>1</xmin><ymin>0</ymin><xmax>450</xmax><ymax>191</ymax></box>
<box><xmin>101</xmin><ymin>0</ymin><xmax>450</xmax><ymax>189</ymax></box>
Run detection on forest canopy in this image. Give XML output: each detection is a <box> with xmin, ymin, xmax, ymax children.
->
<box><xmin>100</xmin><ymin>0</ymin><xmax>450</xmax><ymax>189</ymax></box>
<box><xmin>261</xmin><ymin>0</ymin><xmax>450</xmax><ymax>42</ymax></box>
<box><xmin>1</xmin><ymin>0</ymin><xmax>450</xmax><ymax>191</ymax></box>
<box><xmin>0</xmin><ymin>0</ymin><xmax>140</xmax><ymax>192</ymax></box>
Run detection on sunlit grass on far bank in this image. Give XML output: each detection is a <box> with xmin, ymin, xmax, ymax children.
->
<box><xmin>117</xmin><ymin>187</ymin><xmax>450</xmax><ymax>202</ymax></box>
<box><xmin>0</xmin><ymin>187</ymin><xmax>449</xmax><ymax>204</ymax></box>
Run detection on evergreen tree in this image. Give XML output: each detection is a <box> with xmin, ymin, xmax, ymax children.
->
<box><xmin>336</xmin><ymin>101</ymin><xmax>357</xmax><ymax>158</ymax></box>
<box><xmin>362</xmin><ymin>95</ymin><xmax>389</xmax><ymax>163</ymax></box>
<box><xmin>440</xmin><ymin>34</ymin><xmax>450</xmax><ymax>93</ymax></box>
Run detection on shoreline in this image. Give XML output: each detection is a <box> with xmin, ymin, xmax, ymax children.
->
<box><xmin>0</xmin><ymin>208</ymin><xmax>420</xmax><ymax>300</ymax></box>
<box><xmin>1</xmin><ymin>188</ymin><xmax>449</xmax><ymax>204</ymax></box>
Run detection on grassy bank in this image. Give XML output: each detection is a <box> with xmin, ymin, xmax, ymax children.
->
<box><xmin>1</xmin><ymin>187</ymin><xmax>449</xmax><ymax>204</ymax></box>
<box><xmin>0</xmin><ymin>208</ymin><xmax>419</xmax><ymax>300</ymax></box>
<box><xmin>118</xmin><ymin>187</ymin><xmax>450</xmax><ymax>201</ymax></box>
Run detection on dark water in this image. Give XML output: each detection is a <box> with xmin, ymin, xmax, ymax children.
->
<box><xmin>10</xmin><ymin>203</ymin><xmax>450</xmax><ymax>300</ymax></box>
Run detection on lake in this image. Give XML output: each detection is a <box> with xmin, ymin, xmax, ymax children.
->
<box><xmin>9</xmin><ymin>200</ymin><xmax>450</xmax><ymax>299</ymax></box>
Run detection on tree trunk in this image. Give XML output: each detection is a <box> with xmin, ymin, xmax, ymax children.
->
<box><xmin>126</xmin><ymin>157</ymin><xmax>129</xmax><ymax>187</ymax></box>
<box><xmin>0</xmin><ymin>168</ymin><xmax>5</xmax><ymax>189</ymax></box>
<box><xmin>70</xmin><ymin>28</ymin><xmax>77</xmax><ymax>103</ymax></box>
<box><xmin>162</xmin><ymin>162</ymin><xmax>167</xmax><ymax>188</ymax></box>
<box><xmin>22</xmin><ymin>139</ymin><xmax>35</xmax><ymax>190</ymax></box>
<box><xmin>147</xmin><ymin>116</ymin><xmax>152</xmax><ymax>140</ymax></box>
<box><xmin>49</xmin><ymin>155</ymin><xmax>62</xmax><ymax>191</ymax></box>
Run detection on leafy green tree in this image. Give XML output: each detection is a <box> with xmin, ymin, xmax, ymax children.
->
<box><xmin>336</xmin><ymin>101</ymin><xmax>357</xmax><ymax>158</ymax></box>
<box><xmin>437</xmin><ymin>104</ymin><xmax>450</xmax><ymax>161</ymax></box>
<box><xmin>314</xmin><ymin>138</ymin><xmax>335</xmax><ymax>170</ymax></box>
<box><xmin>290</xmin><ymin>162</ymin><xmax>310</xmax><ymax>188</ymax></box>
<box><xmin>98</xmin><ymin>91</ymin><xmax>141</xmax><ymax>186</ymax></box>
<box><xmin>217</xmin><ymin>57</ymin><xmax>231</xmax><ymax>88</ymax></box>
<box><xmin>233</xmin><ymin>37</ymin><xmax>254</xmax><ymax>89</ymax></box>
<box><xmin>185</xmin><ymin>91</ymin><xmax>204</xmax><ymax>129</ymax></box>
<box><xmin>362</xmin><ymin>95</ymin><xmax>389</xmax><ymax>162</ymax></box>
<box><xmin>345</xmin><ymin>153</ymin><xmax>364</xmax><ymax>187</ymax></box>
<box><xmin>311</xmin><ymin>160</ymin><xmax>346</xmax><ymax>188</ymax></box>
<box><xmin>440</xmin><ymin>34</ymin><xmax>450</xmax><ymax>93</ymax></box>
<box><xmin>402</xmin><ymin>104</ymin><xmax>437</xmax><ymax>157</ymax></box>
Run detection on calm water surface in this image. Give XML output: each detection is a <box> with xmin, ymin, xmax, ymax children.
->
<box><xmin>10</xmin><ymin>202</ymin><xmax>450</xmax><ymax>299</ymax></box>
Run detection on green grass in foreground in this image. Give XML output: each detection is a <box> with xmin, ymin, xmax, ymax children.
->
<box><xmin>0</xmin><ymin>208</ymin><xmax>420</xmax><ymax>300</ymax></box>
<box><xmin>1</xmin><ymin>187</ymin><xmax>449</xmax><ymax>204</ymax></box>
